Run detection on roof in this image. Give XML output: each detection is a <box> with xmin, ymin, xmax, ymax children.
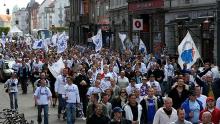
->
<box><xmin>0</xmin><ymin>14</ymin><xmax>11</xmax><ymax>22</ymax></box>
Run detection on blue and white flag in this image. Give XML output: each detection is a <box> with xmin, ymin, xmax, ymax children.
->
<box><xmin>178</xmin><ymin>32</ymin><xmax>201</xmax><ymax>69</ymax></box>
<box><xmin>92</xmin><ymin>29</ymin><xmax>102</xmax><ymax>52</ymax></box>
<box><xmin>57</xmin><ymin>32</ymin><xmax>67</xmax><ymax>53</ymax></box>
<box><xmin>9</xmin><ymin>34</ymin><xmax>12</xmax><ymax>43</ymax></box>
<box><xmin>51</xmin><ymin>34</ymin><xmax>58</xmax><ymax>47</ymax></box>
<box><xmin>1</xmin><ymin>32</ymin><xmax>6</xmax><ymax>48</ymax></box>
<box><xmin>139</xmin><ymin>39</ymin><xmax>147</xmax><ymax>53</ymax></box>
<box><xmin>32</xmin><ymin>39</ymin><xmax>44</xmax><ymax>49</ymax></box>
<box><xmin>48</xmin><ymin>57</ymin><xmax>65</xmax><ymax>77</ymax></box>
<box><xmin>119</xmin><ymin>33</ymin><xmax>126</xmax><ymax>50</ymax></box>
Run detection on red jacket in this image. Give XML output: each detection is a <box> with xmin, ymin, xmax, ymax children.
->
<box><xmin>200</xmin><ymin>107</ymin><xmax>220</xmax><ymax>124</ymax></box>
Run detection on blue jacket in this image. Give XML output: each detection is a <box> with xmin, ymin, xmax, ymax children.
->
<box><xmin>181</xmin><ymin>98</ymin><xmax>203</xmax><ymax>121</ymax></box>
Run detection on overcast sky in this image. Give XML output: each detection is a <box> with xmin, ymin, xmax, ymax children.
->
<box><xmin>0</xmin><ymin>0</ymin><xmax>44</xmax><ymax>15</ymax></box>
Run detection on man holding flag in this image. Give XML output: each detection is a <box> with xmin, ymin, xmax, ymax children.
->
<box><xmin>178</xmin><ymin>31</ymin><xmax>201</xmax><ymax>69</ymax></box>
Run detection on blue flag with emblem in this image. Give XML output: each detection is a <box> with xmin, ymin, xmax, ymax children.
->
<box><xmin>33</xmin><ymin>39</ymin><xmax>43</xmax><ymax>49</ymax></box>
<box><xmin>57</xmin><ymin>32</ymin><xmax>67</xmax><ymax>53</ymax></box>
<box><xmin>139</xmin><ymin>39</ymin><xmax>147</xmax><ymax>53</ymax></box>
<box><xmin>92</xmin><ymin>29</ymin><xmax>102</xmax><ymax>52</ymax></box>
<box><xmin>178</xmin><ymin>32</ymin><xmax>200</xmax><ymax>69</ymax></box>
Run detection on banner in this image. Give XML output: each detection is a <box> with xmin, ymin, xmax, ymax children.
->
<box><xmin>178</xmin><ymin>32</ymin><xmax>201</xmax><ymax>69</ymax></box>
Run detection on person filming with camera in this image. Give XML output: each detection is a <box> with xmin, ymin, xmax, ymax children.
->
<box><xmin>4</xmin><ymin>72</ymin><xmax>19</xmax><ymax>111</ymax></box>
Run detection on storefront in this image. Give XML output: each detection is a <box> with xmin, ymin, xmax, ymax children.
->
<box><xmin>165</xmin><ymin>9</ymin><xmax>216</xmax><ymax>62</ymax></box>
<box><xmin>128</xmin><ymin>0</ymin><xmax>165</xmax><ymax>53</ymax></box>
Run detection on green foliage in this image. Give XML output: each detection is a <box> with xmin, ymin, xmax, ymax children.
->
<box><xmin>0</xmin><ymin>27</ymin><xmax>10</xmax><ymax>36</ymax></box>
<box><xmin>50</xmin><ymin>27</ymin><xmax>68</xmax><ymax>33</ymax></box>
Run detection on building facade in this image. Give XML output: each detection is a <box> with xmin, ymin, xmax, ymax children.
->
<box><xmin>109</xmin><ymin>0</ymin><xmax>128</xmax><ymax>49</ymax></box>
<box><xmin>164</xmin><ymin>0</ymin><xmax>216</xmax><ymax>63</ymax></box>
<box><xmin>0</xmin><ymin>14</ymin><xmax>11</xmax><ymax>27</ymax></box>
<box><xmin>53</xmin><ymin>0</ymin><xmax>69</xmax><ymax>27</ymax></box>
<box><xmin>128</xmin><ymin>0</ymin><xmax>165</xmax><ymax>54</ymax></box>
<box><xmin>12</xmin><ymin>8</ymin><xmax>29</xmax><ymax>34</ymax></box>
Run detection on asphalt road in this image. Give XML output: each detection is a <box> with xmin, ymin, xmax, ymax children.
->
<box><xmin>0</xmin><ymin>83</ymin><xmax>86</xmax><ymax>124</ymax></box>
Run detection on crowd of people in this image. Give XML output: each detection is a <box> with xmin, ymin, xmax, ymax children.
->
<box><xmin>1</xmin><ymin>40</ymin><xmax>220</xmax><ymax>124</ymax></box>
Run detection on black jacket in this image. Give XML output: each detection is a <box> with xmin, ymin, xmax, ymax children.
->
<box><xmin>74</xmin><ymin>74</ymin><xmax>90</xmax><ymax>98</ymax></box>
<box><xmin>168</xmin><ymin>87</ymin><xmax>189</xmax><ymax>109</ymax></box>
<box><xmin>87</xmin><ymin>114</ymin><xmax>110</xmax><ymax>124</ymax></box>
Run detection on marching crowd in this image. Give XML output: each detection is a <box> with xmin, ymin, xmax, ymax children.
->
<box><xmin>1</xmin><ymin>41</ymin><xmax>220</xmax><ymax>124</ymax></box>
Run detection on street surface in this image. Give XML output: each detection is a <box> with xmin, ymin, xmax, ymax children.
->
<box><xmin>0</xmin><ymin>83</ymin><xmax>86</xmax><ymax>124</ymax></box>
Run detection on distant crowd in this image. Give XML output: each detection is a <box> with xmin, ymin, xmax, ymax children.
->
<box><xmin>1</xmin><ymin>41</ymin><xmax>220</xmax><ymax>124</ymax></box>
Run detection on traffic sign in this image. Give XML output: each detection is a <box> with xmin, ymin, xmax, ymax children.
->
<box><xmin>133</xmin><ymin>19</ymin><xmax>143</xmax><ymax>30</ymax></box>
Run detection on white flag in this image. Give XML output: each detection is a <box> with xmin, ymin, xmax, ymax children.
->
<box><xmin>32</xmin><ymin>39</ymin><xmax>43</xmax><ymax>49</ymax></box>
<box><xmin>139</xmin><ymin>39</ymin><xmax>147</xmax><ymax>53</ymax></box>
<box><xmin>1</xmin><ymin>32</ymin><xmax>6</xmax><ymax>48</ymax></box>
<box><xmin>92</xmin><ymin>29</ymin><xmax>102</xmax><ymax>52</ymax></box>
<box><xmin>48</xmin><ymin>57</ymin><xmax>65</xmax><ymax>77</ymax></box>
<box><xmin>57</xmin><ymin>32</ymin><xmax>67</xmax><ymax>53</ymax></box>
<box><xmin>178</xmin><ymin>32</ymin><xmax>201</xmax><ymax>69</ymax></box>
<box><xmin>51</xmin><ymin>34</ymin><xmax>58</xmax><ymax>46</ymax></box>
<box><xmin>119</xmin><ymin>33</ymin><xmax>126</xmax><ymax>50</ymax></box>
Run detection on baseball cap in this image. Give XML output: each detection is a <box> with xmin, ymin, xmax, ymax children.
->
<box><xmin>206</xmin><ymin>97</ymin><xmax>215</xmax><ymax>102</ymax></box>
<box><xmin>113</xmin><ymin>107</ymin><xmax>123</xmax><ymax>113</ymax></box>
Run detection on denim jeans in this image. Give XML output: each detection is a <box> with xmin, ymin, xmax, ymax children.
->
<box><xmin>66</xmin><ymin>103</ymin><xmax>76</xmax><ymax>124</ymax></box>
<box><xmin>9</xmin><ymin>92</ymin><xmax>18</xmax><ymax>110</ymax></box>
<box><xmin>58</xmin><ymin>94</ymin><xmax>66</xmax><ymax>115</ymax></box>
<box><xmin>37</xmin><ymin>105</ymin><xmax>48</xmax><ymax>124</ymax></box>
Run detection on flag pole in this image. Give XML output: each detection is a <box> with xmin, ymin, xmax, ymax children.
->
<box><xmin>200</xmin><ymin>57</ymin><xmax>204</xmax><ymax>65</ymax></box>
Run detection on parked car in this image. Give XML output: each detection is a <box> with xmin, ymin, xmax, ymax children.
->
<box><xmin>1</xmin><ymin>60</ymin><xmax>15</xmax><ymax>83</ymax></box>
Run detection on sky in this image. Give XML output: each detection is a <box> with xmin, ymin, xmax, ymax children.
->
<box><xmin>0</xmin><ymin>0</ymin><xmax>44</xmax><ymax>15</ymax></box>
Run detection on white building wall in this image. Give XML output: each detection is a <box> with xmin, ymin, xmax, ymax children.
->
<box><xmin>37</xmin><ymin>0</ymin><xmax>52</xmax><ymax>29</ymax></box>
<box><xmin>53</xmin><ymin>0</ymin><xmax>69</xmax><ymax>27</ymax></box>
<box><xmin>12</xmin><ymin>8</ymin><xmax>28</xmax><ymax>34</ymax></box>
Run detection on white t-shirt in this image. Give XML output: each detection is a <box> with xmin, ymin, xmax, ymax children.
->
<box><xmin>34</xmin><ymin>86</ymin><xmax>52</xmax><ymax>105</ymax></box>
<box><xmin>63</xmin><ymin>84</ymin><xmax>80</xmax><ymax>103</ymax></box>
<box><xmin>5</xmin><ymin>78</ymin><xmax>18</xmax><ymax>93</ymax></box>
<box><xmin>117</xmin><ymin>76</ymin><xmax>129</xmax><ymax>89</ymax></box>
<box><xmin>87</xmin><ymin>87</ymin><xmax>102</xmax><ymax>96</ymax></box>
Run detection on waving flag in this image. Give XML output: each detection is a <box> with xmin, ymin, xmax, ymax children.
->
<box><xmin>119</xmin><ymin>33</ymin><xmax>126</xmax><ymax>50</ymax></box>
<box><xmin>1</xmin><ymin>32</ymin><xmax>6</xmax><ymax>48</ymax></box>
<box><xmin>9</xmin><ymin>34</ymin><xmax>12</xmax><ymax>43</ymax></box>
<box><xmin>48</xmin><ymin>57</ymin><xmax>65</xmax><ymax>77</ymax></box>
<box><xmin>32</xmin><ymin>39</ymin><xmax>43</xmax><ymax>49</ymax></box>
<box><xmin>139</xmin><ymin>39</ymin><xmax>147</xmax><ymax>53</ymax></box>
<box><xmin>51</xmin><ymin>34</ymin><xmax>58</xmax><ymax>46</ymax></box>
<box><xmin>178</xmin><ymin>32</ymin><xmax>200</xmax><ymax>69</ymax></box>
<box><xmin>57</xmin><ymin>32</ymin><xmax>67</xmax><ymax>53</ymax></box>
<box><xmin>92</xmin><ymin>29</ymin><xmax>102</xmax><ymax>52</ymax></box>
